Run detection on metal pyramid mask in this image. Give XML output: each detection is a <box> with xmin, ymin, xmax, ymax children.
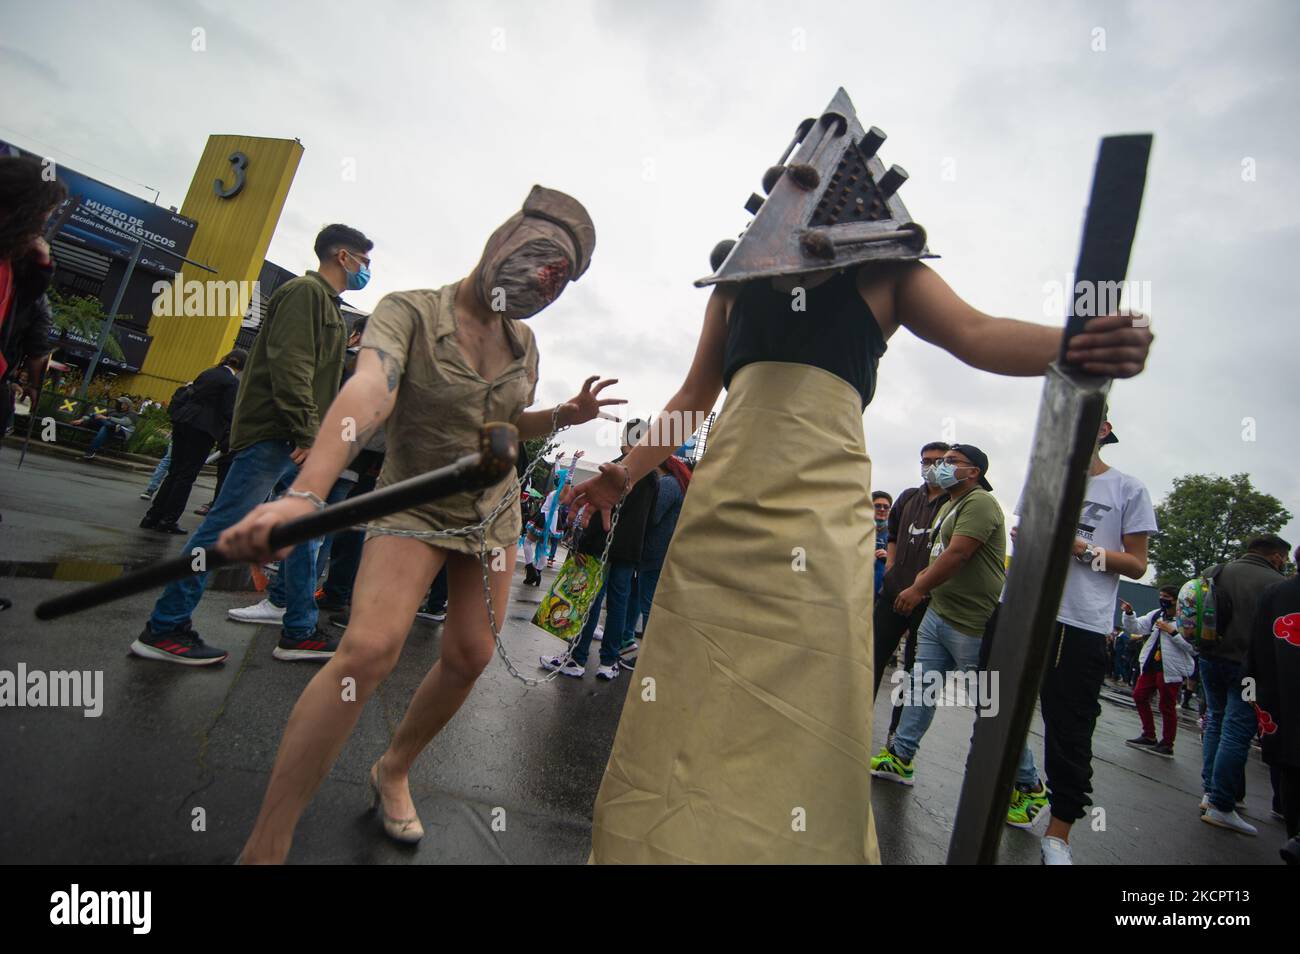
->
<box><xmin>696</xmin><ymin>87</ymin><xmax>935</xmax><ymax>287</ymax></box>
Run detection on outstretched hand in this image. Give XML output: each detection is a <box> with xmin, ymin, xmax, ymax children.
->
<box><xmin>558</xmin><ymin>376</ymin><xmax>626</xmax><ymax>428</ymax></box>
<box><xmin>1065</xmin><ymin>312</ymin><xmax>1153</xmax><ymax>378</ymax></box>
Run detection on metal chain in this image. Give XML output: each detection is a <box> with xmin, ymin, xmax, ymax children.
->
<box><xmin>363</xmin><ymin>406</ymin><xmax>630</xmax><ymax>686</ymax></box>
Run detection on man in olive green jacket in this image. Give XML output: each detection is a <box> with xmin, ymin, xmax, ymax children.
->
<box><xmin>130</xmin><ymin>224</ymin><xmax>374</xmax><ymax>666</ymax></box>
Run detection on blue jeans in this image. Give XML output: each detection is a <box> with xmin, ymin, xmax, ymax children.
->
<box><xmin>570</xmin><ymin>559</ymin><xmax>636</xmax><ymax>667</ymax></box>
<box><xmin>892</xmin><ymin>608</ymin><xmax>1038</xmax><ymax>786</ymax></box>
<box><xmin>636</xmin><ymin>560</ymin><xmax>663</xmax><ymax>632</ymax></box>
<box><xmin>1113</xmin><ymin>633</ymin><xmax>1129</xmax><ymax>681</ymax></box>
<box><xmin>267</xmin><ymin>475</ymin><xmax>354</xmax><ymax>607</ymax></box>
<box><xmin>1199</xmin><ymin>656</ymin><xmax>1254</xmax><ymax>810</ymax></box>
<box><xmin>149</xmin><ymin>439</ymin><xmax>320</xmax><ymax>639</ymax></box>
<box><xmin>146</xmin><ymin>442</ymin><xmax>172</xmax><ymax>494</ymax></box>
<box><xmin>88</xmin><ymin>420</ymin><xmax>127</xmax><ymax>452</ymax></box>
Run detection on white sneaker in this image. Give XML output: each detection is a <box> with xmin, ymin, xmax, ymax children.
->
<box><xmin>1201</xmin><ymin>807</ymin><xmax>1258</xmax><ymax>835</ymax></box>
<box><xmin>596</xmin><ymin>663</ymin><xmax>620</xmax><ymax>681</ymax></box>
<box><xmin>540</xmin><ymin>654</ymin><xmax>583</xmax><ymax>678</ymax></box>
<box><xmin>227</xmin><ymin>598</ymin><xmax>286</xmax><ymax>624</ymax></box>
<box><xmin>1040</xmin><ymin>836</ymin><xmax>1073</xmax><ymax>865</ymax></box>
<box><xmin>1201</xmin><ymin>793</ymin><xmax>1249</xmax><ymax>814</ymax></box>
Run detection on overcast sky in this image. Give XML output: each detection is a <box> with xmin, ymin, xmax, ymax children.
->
<box><xmin>3</xmin><ymin>0</ymin><xmax>1297</xmax><ymax>565</ymax></box>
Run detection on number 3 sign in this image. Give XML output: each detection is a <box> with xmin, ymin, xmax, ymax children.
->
<box><xmin>214</xmin><ymin>151</ymin><xmax>248</xmax><ymax>198</ymax></box>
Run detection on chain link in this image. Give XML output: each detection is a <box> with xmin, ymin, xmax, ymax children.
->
<box><xmin>363</xmin><ymin>406</ymin><xmax>630</xmax><ymax>686</ymax></box>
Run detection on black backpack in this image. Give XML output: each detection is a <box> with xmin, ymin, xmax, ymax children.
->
<box><xmin>168</xmin><ymin>381</ymin><xmax>195</xmax><ymax>421</ymax></box>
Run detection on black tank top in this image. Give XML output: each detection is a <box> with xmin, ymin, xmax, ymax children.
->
<box><xmin>721</xmin><ymin>269</ymin><xmax>887</xmax><ymax>408</ymax></box>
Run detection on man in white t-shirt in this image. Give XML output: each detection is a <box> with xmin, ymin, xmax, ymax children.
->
<box><xmin>1005</xmin><ymin>412</ymin><xmax>1158</xmax><ymax>864</ymax></box>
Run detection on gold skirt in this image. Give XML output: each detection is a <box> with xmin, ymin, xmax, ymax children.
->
<box><xmin>590</xmin><ymin>361</ymin><xmax>880</xmax><ymax>863</ymax></box>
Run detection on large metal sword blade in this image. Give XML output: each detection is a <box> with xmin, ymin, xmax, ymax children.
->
<box><xmin>946</xmin><ymin>134</ymin><xmax>1152</xmax><ymax>864</ymax></box>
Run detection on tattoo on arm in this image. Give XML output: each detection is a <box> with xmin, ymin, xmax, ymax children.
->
<box><xmin>362</xmin><ymin>346</ymin><xmax>402</xmax><ymax>393</ymax></box>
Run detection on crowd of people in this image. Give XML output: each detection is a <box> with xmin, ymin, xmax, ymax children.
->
<box><xmin>3</xmin><ymin>136</ymin><xmax>1297</xmax><ymax>868</ymax></box>
<box><xmin>865</xmin><ymin>435</ymin><xmax>1297</xmax><ymax>863</ymax></box>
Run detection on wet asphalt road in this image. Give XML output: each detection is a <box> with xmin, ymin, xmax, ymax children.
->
<box><xmin>0</xmin><ymin>447</ymin><xmax>1288</xmax><ymax>864</ymax></box>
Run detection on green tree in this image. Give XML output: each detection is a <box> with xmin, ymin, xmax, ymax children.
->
<box><xmin>1149</xmin><ymin>473</ymin><xmax>1292</xmax><ymax>585</ymax></box>
<box><xmin>47</xmin><ymin>289</ymin><xmax>126</xmax><ymax>363</ymax></box>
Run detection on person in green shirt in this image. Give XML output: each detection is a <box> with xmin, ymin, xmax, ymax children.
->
<box><xmin>131</xmin><ymin>223</ymin><xmax>373</xmax><ymax>667</ymax></box>
<box><xmin>871</xmin><ymin>444</ymin><xmax>1040</xmax><ymax>801</ymax></box>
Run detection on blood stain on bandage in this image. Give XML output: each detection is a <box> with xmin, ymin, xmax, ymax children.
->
<box><xmin>535</xmin><ymin>261</ymin><xmax>571</xmax><ymax>301</ymax></box>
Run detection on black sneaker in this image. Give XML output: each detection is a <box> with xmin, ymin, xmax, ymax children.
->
<box><xmin>1125</xmin><ymin>735</ymin><xmax>1159</xmax><ymax>752</ymax></box>
<box><xmin>273</xmin><ymin>626</ymin><xmax>341</xmax><ymax>661</ymax></box>
<box><xmin>1152</xmin><ymin>742</ymin><xmax>1175</xmax><ymax>758</ymax></box>
<box><xmin>329</xmin><ymin>610</ymin><xmax>350</xmax><ymax>630</ymax></box>
<box><xmin>1282</xmin><ymin>835</ymin><xmax>1300</xmax><ymax>866</ymax></box>
<box><xmin>130</xmin><ymin>624</ymin><xmax>229</xmax><ymax>666</ymax></box>
<box><xmin>139</xmin><ymin>516</ymin><xmax>159</xmax><ymax>530</ymax></box>
<box><xmin>156</xmin><ymin>524</ymin><xmax>188</xmax><ymax>535</ymax></box>
<box><xmin>81</xmin><ymin>451</ymin><xmax>97</xmax><ymax>461</ymax></box>
<box><xmin>415</xmin><ymin>602</ymin><xmax>447</xmax><ymax>623</ymax></box>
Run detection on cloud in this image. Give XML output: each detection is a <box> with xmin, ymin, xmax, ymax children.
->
<box><xmin>5</xmin><ymin>0</ymin><xmax>1297</xmax><ymax>553</ymax></box>
<box><xmin>0</xmin><ymin>45</ymin><xmax>65</xmax><ymax>88</ymax></box>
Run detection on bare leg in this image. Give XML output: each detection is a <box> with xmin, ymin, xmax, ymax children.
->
<box><xmin>376</xmin><ymin>546</ymin><xmax>517</xmax><ymax>820</ymax></box>
<box><xmin>240</xmin><ymin>535</ymin><xmax>441</xmax><ymax>864</ymax></box>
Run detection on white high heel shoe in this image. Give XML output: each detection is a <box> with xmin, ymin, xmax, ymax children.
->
<box><xmin>368</xmin><ymin>761</ymin><xmax>425</xmax><ymax>844</ymax></box>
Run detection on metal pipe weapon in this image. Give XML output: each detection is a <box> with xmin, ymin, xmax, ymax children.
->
<box><xmin>34</xmin><ymin>423</ymin><xmax>519</xmax><ymax>621</ymax></box>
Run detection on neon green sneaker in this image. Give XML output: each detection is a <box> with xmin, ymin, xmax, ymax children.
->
<box><xmin>870</xmin><ymin>747</ymin><xmax>914</xmax><ymax>786</ymax></box>
<box><xmin>1005</xmin><ymin>780</ymin><xmax>1048</xmax><ymax>829</ymax></box>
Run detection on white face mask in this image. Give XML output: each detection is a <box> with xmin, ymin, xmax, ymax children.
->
<box><xmin>933</xmin><ymin>461</ymin><xmax>968</xmax><ymax>489</ymax></box>
<box><xmin>922</xmin><ymin>464</ymin><xmax>940</xmax><ymax>487</ymax></box>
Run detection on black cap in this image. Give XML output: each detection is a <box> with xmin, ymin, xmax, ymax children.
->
<box><xmin>1100</xmin><ymin>403</ymin><xmax>1118</xmax><ymax>444</ymax></box>
<box><xmin>950</xmin><ymin>443</ymin><xmax>992</xmax><ymax>491</ymax></box>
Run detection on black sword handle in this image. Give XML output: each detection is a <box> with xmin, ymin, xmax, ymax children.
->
<box><xmin>33</xmin><ymin>423</ymin><xmax>518</xmax><ymax>621</ymax></box>
<box><xmin>1060</xmin><ymin>134</ymin><xmax>1153</xmax><ymax>362</ymax></box>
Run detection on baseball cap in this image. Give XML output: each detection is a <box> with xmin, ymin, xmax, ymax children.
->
<box><xmin>1100</xmin><ymin>402</ymin><xmax>1119</xmax><ymax>444</ymax></box>
<box><xmin>950</xmin><ymin>443</ymin><xmax>992</xmax><ymax>491</ymax></box>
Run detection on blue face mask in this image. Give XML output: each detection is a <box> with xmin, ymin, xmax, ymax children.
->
<box><xmin>933</xmin><ymin>462</ymin><xmax>964</xmax><ymax>489</ymax></box>
<box><xmin>343</xmin><ymin>253</ymin><xmax>370</xmax><ymax>291</ymax></box>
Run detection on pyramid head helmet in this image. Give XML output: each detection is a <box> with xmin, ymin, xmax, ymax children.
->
<box><xmin>697</xmin><ymin>88</ymin><xmax>935</xmax><ymax>287</ymax></box>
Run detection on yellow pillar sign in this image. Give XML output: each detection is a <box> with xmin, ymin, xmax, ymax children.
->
<box><xmin>126</xmin><ymin>134</ymin><xmax>303</xmax><ymax>399</ymax></box>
